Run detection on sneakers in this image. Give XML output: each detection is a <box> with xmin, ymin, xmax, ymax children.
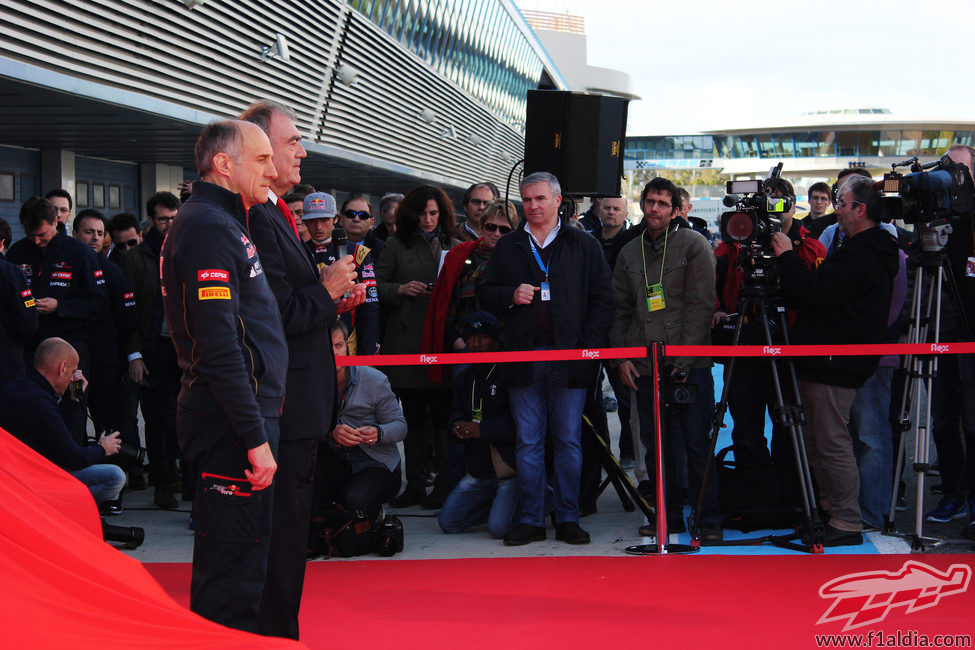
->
<box><xmin>99</xmin><ymin>499</ymin><xmax>123</xmax><ymax>516</ymax></box>
<box><xmin>554</xmin><ymin>521</ymin><xmax>590</xmax><ymax>545</ymax></box>
<box><xmin>926</xmin><ymin>496</ymin><xmax>968</xmax><ymax>523</ymax></box>
<box><xmin>390</xmin><ymin>482</ymin><xmax>426</xmax><ymax>508</ymax></box>
<box><xmin>503</xmin><ymin>523</ymin><xmax>546</xmax><ymax>546</ymax></box>
<box><xmin>154</xmin><ymin>484</ymin><xmax>178</xmax><ymax>509</ymax></box>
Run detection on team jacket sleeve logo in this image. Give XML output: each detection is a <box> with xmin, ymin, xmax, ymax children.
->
<box><xmin>199</xmin><ymin>287</ymin><xmax>232</xmax><ymax>300</ymax></box>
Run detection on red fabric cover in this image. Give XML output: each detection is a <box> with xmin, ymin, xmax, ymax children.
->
<box><xmin>421</xmin><ymin>238</ymin><xmax>481</xmax><ymax>384</ymax></box>
<box><xmin>0</xmin><ymin>427</ymin><xmax>304</xmax><ymax>649</ymax></box>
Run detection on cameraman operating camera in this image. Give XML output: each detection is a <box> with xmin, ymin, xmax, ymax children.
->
<box><xmin>770</xmin><ymin>175</ymin><xmax>899</xmax><ymax>546</ymax></box>
<box><xmin>714</xmin><ymin>178</ymin><xmax>825</xmax><ymax>474</ymax></box>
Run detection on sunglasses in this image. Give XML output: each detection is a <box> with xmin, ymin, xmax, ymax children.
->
<box><xmin>481</xmin><ymin>222</ymin><xmax>512</xmax><ymax>234</ymax></box>
<box><xmin>343</xmin><ymin>210</ymin><xmax>372</xmax><ymax>220</ymax></box>
<box><xmin>116</xmin><ymin>239</ymin><xmax>139</xmax><ymax>249</ymax></box>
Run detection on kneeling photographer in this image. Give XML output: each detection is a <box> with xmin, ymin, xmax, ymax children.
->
<box><xmin>610</xmin><ymin>177</ymin><xmax>721</xmax><ymax>541</ymax></box>
<box><xmin>309</xmin><ymin>322</ymin><xmax>406</xmax><ymax>557</ymax></box>
<box><xmin>770</xmin><ymin>175</ymin><xmax>899</xmax><ymax>547</ymax></box>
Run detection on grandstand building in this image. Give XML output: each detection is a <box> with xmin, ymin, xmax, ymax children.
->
<box><xmin>0</xmin><ymin>0</ymin><xmax>568</xmax><ymax>235</ymax></box>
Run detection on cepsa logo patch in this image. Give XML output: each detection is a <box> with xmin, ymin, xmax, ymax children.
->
<box><xmin>198</xmin><ymin>269</ymin><xmax>230</xmax><ymax>282</ymax></box>
<box><xmin>51</xmin><ymin>271</ymin><xmax>72</xmax><ymax>280</ymax></box>
<box><xmin>198</xmin><ymin>287</ymin><xmax>231</xmax><ymax>301</ymax></box>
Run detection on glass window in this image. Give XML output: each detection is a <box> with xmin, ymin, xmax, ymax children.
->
<box><xmin>898</xmin><ymin>131</ymin><xmax>922</xmax><ymax>156</ymax></box>
<box><xmin>0</xmin><ymin>173</ymin><xmax>13</xmax><ymax>201</ymax></box>
<box><xmin>858</xmin><ymin>131</ymin><xmax>879</xmax><ymax>156</ymax></box>
<box><xmin>109</xmin><ymin>185</ymin><xmax>121</xmax><ymax>210</ymax></box>
<box><xmin>76</xmin><ymin>181</ymin><xmax>89</xmax><ymax>207</ymax></box>
<box><xmin>92</xmin><ymin>183</ymin><xmax>105</xmax><ymax>209</ymax></box>
<box><xmin>876</xmin><ymin>130</ymin><xmax>899</xmax><ymax>157</ymax></box>
<box><xmin>836</xmin><ymin>131</ymin><xmax>857</xmax><ymax>157</ymax></box>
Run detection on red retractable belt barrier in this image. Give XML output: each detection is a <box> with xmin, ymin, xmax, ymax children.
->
<box><xmin>337</xmin><ymin>341</ymin><xmax>975</xmax><ymax>366</ymax></box>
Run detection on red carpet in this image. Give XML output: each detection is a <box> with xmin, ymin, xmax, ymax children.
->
<box><xmin>146</xmin><ymin>555</ymin><xmax>975</xmax><ymax>649</ymax></box>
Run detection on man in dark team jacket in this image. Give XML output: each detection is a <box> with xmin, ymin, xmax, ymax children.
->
<box><xmin>160</xmin><ymin>120</ymin><xmax>287</xmax><ymax>633</ymax></box>
<box><xmin>7</xmin><ymin>197</ymin><xmax>108</xmax><ymax>374</ymax></box>
<box><xmin>478</xmin><ymin>172</ymin><xmax>614</xmax><ymax>547</ymax></box>
<box><xmin>0</xmin><ymin>216</ymin><xmax>38</xmax><ymax>388</ymax></box>
<box><xmin>241</xmin><ymin>100</ymin><xmax>361</xmax><ymax>640</ymax></box>
<box><xmin>772</xmin><ymin>175</ymin><xmax>899</xmax><ymax>547</ymax></box>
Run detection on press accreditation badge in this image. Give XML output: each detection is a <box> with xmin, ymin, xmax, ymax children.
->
<box><xmin>646</xmin><ymin>283</ymin><xmax>665</xmax><ymax>312</ymax></box>
<box><xmin>472</xmin><ymin>408</ymin><xmax>482</xmax><ymax>424</ymax></box>
<box><xmin>966</xmin><ymin>256</ymin><xmax>975</xmax><ymax>278</ymax></box>
<box><xmin>540</xmin><ymin>281</ymin><xmax>551</xmax><ymax>302</ymax></box>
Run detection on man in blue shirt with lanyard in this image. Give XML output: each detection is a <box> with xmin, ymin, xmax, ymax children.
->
<box><xmin>479</xmin><ymin>171</ymin><xmax>614</xmax><ymax>546</ymax></box>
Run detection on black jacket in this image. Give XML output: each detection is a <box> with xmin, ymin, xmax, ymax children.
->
<box><xmin>0</xmin><ymin>368</ymin><xmax>103</xmax><ymax>470</ymax></box>
<box><xmin>448</xmin><ymin>363</ymin><xmax>516</xmax><ymax>479</ymax></box>
<box><xmin>89</xmin><ymin>256</ymin><xmax>138</xmax><ymax>369</ymax></box>
<box><xmin>160</xmin><ymin>182</ymin><xmax>288</xmax><ymax>450</ymax></box>
<box><xmin>0</xmin><ymin>253</ymin><xmax>38</xmax><ymax>388</ymax></box>
<box><xmin>6</xmin><ymin>230</ymin><xmax>108</xmax><ymax>350</ymax></box>
<box><xmin>119</xmin><ymin>226</ymin><xmax>166</xmax><ymax>357</ymax></box>
<box><xmin>248</xmin><ymin>198</ymin><xmax>338</xmax><ymax>441</ymax></box>
<box><xmin>777</xmin><ymin>225</ymin><xmax>900</xmax><ymax>388</ymax></box>
<box><xmin>477</xmin><ymin>221</ymin><xmax>614</xmax><ymax>387</ymax></box>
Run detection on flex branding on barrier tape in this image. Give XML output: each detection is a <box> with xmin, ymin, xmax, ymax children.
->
<box><xmin>335</xmin><ymin>342</ymin><xmax>975</xmax><ymax>366</ymax></box>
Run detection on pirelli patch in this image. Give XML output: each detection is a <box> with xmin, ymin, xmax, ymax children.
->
<box><xmin>198</xmin><ymin>286</ymin><xmax>231</xmax><ymax>301</ymax></box>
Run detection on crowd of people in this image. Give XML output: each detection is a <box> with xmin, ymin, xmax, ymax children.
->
<box><xmin>1</xmin><ymin>98</ymin><xmax>973</xmax><ymax>639</ymax></box>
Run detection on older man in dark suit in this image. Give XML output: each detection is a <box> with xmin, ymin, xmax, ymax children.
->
<box><xmin>240</xmin><ymin>100</ymin><xmax>363</xmax><ymax>640</ymax></box>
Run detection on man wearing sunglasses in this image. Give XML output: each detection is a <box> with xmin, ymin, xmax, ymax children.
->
<box><xmin>106</xmin><ymin>212</ymin><xmax>142</xmax><ymax>264</ymax></box>
<box><xmin>771</xmin><ymin>175</ymin><xmax>899</xmax><ymax>547</ymax></box>
<box><xmin>457</xmin><ymin>182</ymin><xmax>500</xmax><ymax>242</ymax></box>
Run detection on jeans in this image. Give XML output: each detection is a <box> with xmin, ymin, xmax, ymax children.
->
<box><xmin>439</xmin><ymin>473</ymin><xmax>520</xmax><ymax>538</ymax></box>
<box><xmin>931</xmin><ymin>351</ymin><xmax>975</xmax><ymax>502</ymax></box>
<box><xmin>509</xmin><ymin>360</ymin><xmax>586</xmax><ymax>527</ymax></box>
<box><xmin>849</xmin><ymin>366</ymin><xmax>893</xmax><ymax>528</ymax></box>
<box><xmin>635</xmin><ymin>368</ymin><xmax>720</xmax><ymax>526</ymax></box>
<box><xmin>70</xmin><ymin>463</ymin><xmax>126</xmax><ymax>504</ymax></box>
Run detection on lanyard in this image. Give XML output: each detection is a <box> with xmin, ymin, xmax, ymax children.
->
<box><xmin>528</xmin><ymin>237</ymin><xmax>549</xmax><ymax>281</ymax></box>
<box><xmin>641</xmin><ymin>225</ymin><xmax>670</xmax><ymax>290</ymax></box>
<box><xmin>470</xmin><ymin>365</ymin><xmax>496</xmax><ymax>421</ymax></box>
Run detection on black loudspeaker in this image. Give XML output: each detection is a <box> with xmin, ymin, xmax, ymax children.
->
<box><xmin>524</xmin><ymin>90</ymin><xmax>629</xmax><ymax>197</ymax></box>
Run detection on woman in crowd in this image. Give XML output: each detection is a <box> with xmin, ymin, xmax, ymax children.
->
<box><xmin>374</xmin><ymin>185</ymin><xmax>459</xmax><ymax>508</ymax></box>
<box><xmin>422</xmin><ymin>200</ymin><xmax>517</xmax><ymax>382</ymax></box>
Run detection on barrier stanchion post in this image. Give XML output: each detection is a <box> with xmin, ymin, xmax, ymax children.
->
<box><xmin>625</xmin><ymin>341</ymin><xmax>697</xmax><ymax>556</ymax></box>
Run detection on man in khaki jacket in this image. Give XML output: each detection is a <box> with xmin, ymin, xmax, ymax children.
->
<box><xmin>610</xmin><ymin>177</ymin><xmax>720</xmax><ymax>540</ymax></box>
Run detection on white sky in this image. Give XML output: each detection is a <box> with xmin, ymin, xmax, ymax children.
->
<box><xmin>521</xmin><ymin>0</ymin><xmax>974</xmax><ymax>135</ymax></box>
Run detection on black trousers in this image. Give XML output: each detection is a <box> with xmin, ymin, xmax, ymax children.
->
<box><xmin>141</xmin><ymin>337</ymin><xmax>181</xmax><ymax>485</ymax></box>
<box><xmin>179</xmin><ymin>406</ymin><xmax>278</xmax><ymax>633</ymax></box>
<box><xmin>316</xmin><ymin>443</ymin><xmax>401</xmax><ymax>520</ymax></box>
<box><xmin>259</xmin><ymin>436</ymin><xmax>320</xmax><ymax>640</ymax></box>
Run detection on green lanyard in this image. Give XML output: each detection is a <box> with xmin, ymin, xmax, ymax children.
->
<box><xmin>470</xmin><ymin>365</ymin><xmax>496</xmax><ymax>423</ymax></box>
<box><xmin>640</xmin><ymin>225</ymin><xmax>670</xmax><ymax>312</ymax></box>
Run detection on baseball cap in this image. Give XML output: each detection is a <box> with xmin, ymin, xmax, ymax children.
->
<box><xmin>462</xmin><ymin>311</ymin><xmax>501</xmax><ymax>340</ymax></box>
<box><xmin>303</xmin><ymin>192</ymin><xmax>337</xmax><ymax>220</ymax></box>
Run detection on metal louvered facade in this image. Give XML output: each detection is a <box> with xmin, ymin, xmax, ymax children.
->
<box><xmin>0</xmin><ymin>0</ymin><xmax>567</xmax><ymax>210</ymax></box>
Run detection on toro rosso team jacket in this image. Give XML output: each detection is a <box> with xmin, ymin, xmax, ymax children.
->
<box><xmin>160</xmin><ymin>181</ymin><xmax>287</xmax><ymax>451</ymax></box>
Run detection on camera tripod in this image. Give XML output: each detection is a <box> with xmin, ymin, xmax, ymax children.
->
<box><xmin>885</xmin><ymin>245</ymin><xmax>971</xmax><ymax>551</ymax></box>
<box><xmin>694</xmin><ymin>284</ymin><xmax>825</xmax><ymax>553</ymax></box>
<box><xmin>582</xmin><ymin>413</ymin><xmax>655</xmax><ymax>523</ymax></box>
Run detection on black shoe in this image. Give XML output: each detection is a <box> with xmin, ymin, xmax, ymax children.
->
<box><xmin>390</xmin><ymin>483</ymin><xmax>426</xmax><ymax>508</ymax></box>
<box><xmin>639</xmin><ymin>517</ymin><xmax>686</xmax><ymax>536</ymax></box>
<box><xmin>99</xmin><ymin>499</ymin><xmax>123</xmax><ymax>516</ymax></box>
<box><xmin>554</xmin><ymin>521</ymin><xmax>590</xmax><ymax>544</ymax></box>
<box><xmin>503</xmin><ymin>523</ymin><xmax>546</xmax><ymax>546</ymax></box>
<box><xmin>962</xmin><ymin>522</ymin><xmax>975</xmax><ymax>542</ymax></box>
<box><xmin>636</xmin><ymin>480</ymin><xmax>654</xmax><ymax>500</ymax></box>
<box><xmin>823</xmin><ymin>524</ymin><xmax>863</xmax><ymax>547</ymax></box>
<box><xmin>154</xmin><ymin>485</ymin><xmax>178</xmax><ymax>509</ymax></box>
<box><xmin>420</xmin><ymin>490</ymin><xmax>446</xmax><ymax>510</ymax></box>
<box><xmin>698</xmin><ymin>522</ymin><xmax>723</xmax><ymax>542</ymax></box>
<box><xmin>579</xmin><ymin>501</ymin><xmax>598</xmax><ymax>517</ymax></box>
<box><xmin>128</xmin><ymin>471</ymin><xmax>147</xmax><ymax>491</ymax></box>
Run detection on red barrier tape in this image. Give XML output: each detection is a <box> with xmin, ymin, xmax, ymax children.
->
<box><xmin>337</xmin><ymin>342</ymin><xmax>975</xmax><ymax>366</ymax></box>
